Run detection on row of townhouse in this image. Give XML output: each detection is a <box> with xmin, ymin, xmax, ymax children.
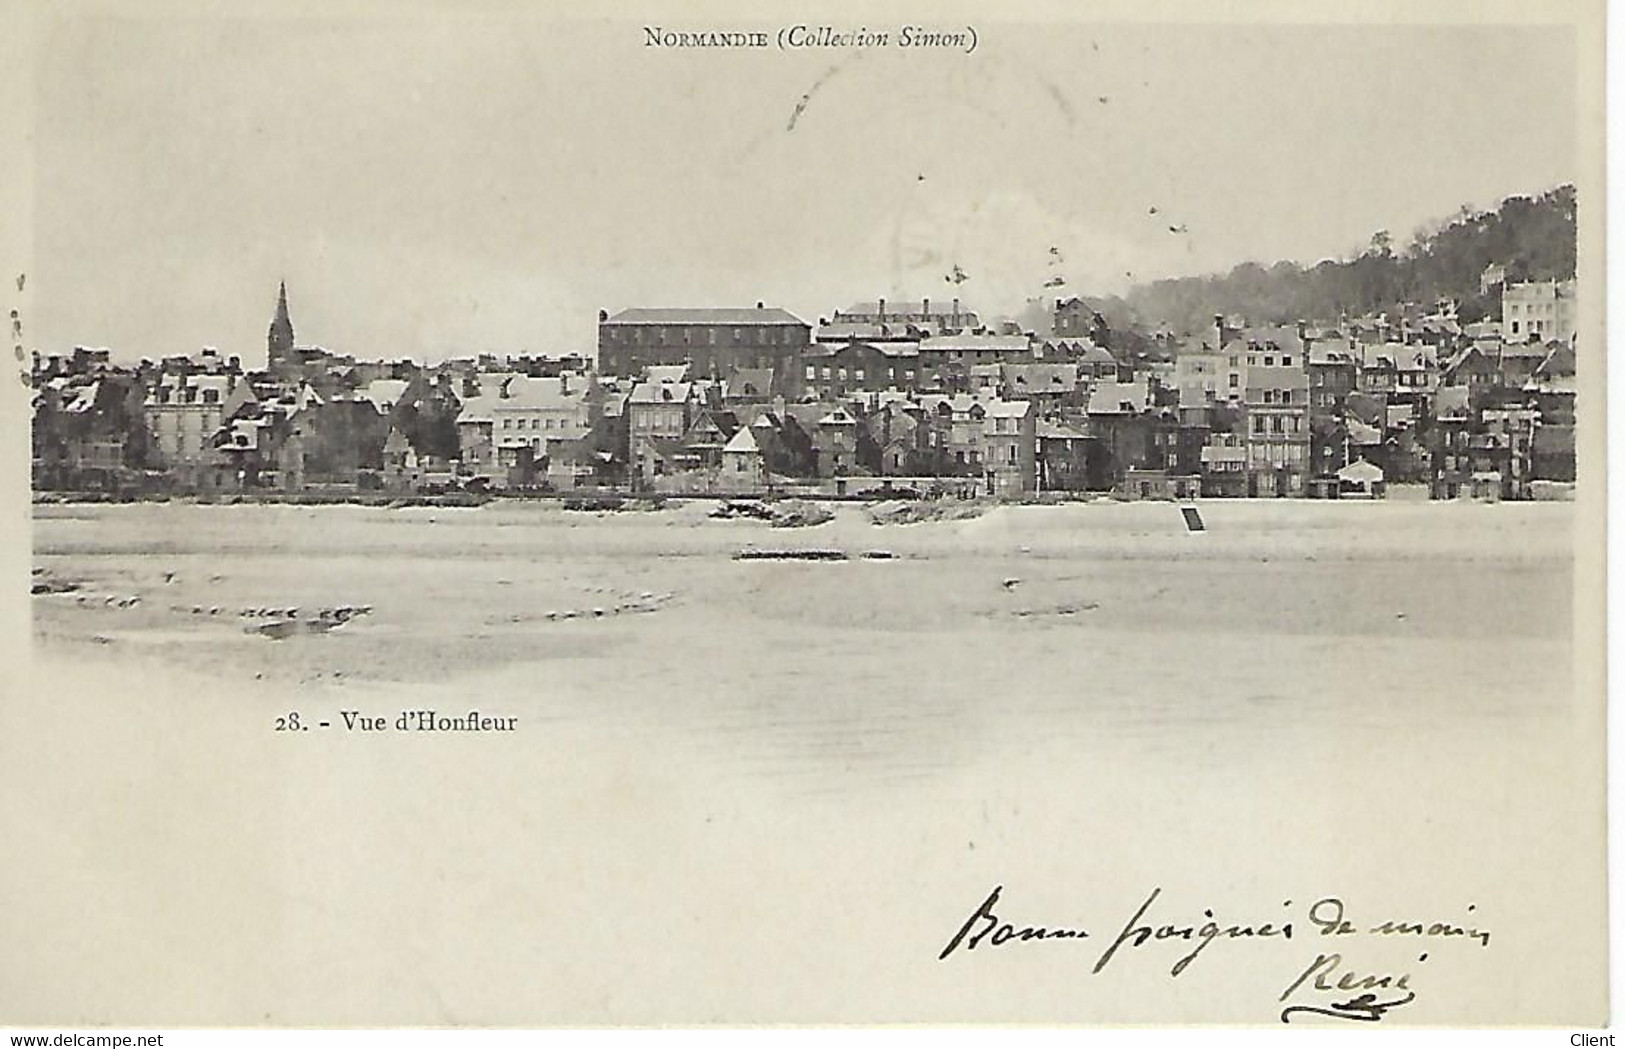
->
<box><xmin>1164</xmin><ymin>289</ymin><xmax>1579</xmax><ymax>499</ymax></box>
<box><xmin>32</xmin><ymin>284</ymin><xmax>605</xmax><ymax>496</ymax></box>
<box><xmin>602</xmin><ymin>363</ymin><xmax>1043</xmax><ymax>497</ymax></box>
<box><xmin>33</xmin><ymin>279</ymin><xmax>1579</xmax><ymax>502</ymax></box>
<box><xmin>594</xmin><ymin>297</ymin><xmax>1122</xmax><ymax>402</ymax></box>
<box><xmin>29</xmin><ymin>338</ymin><xmax>1253</xmax><ymax>501</ymax></box>
<box><xmin>36</xmin><ymin>339</ymin><xmax>481</xmax><ymax>496</ymax></box>
<box><xmin>1426</xmin><ymin>340</ymin><xmax>1576</xmax><ymax>500</ymax></box>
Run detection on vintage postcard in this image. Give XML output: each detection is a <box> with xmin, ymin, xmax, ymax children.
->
<box><xmin>0</xmin><ymin>0</ymin><xmax>1608</xmax><ymax>1030</ymax></box>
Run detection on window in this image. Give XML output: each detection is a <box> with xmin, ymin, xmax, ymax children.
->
<box><xmin>1282</xmin><ymin>357</ymin><xmax>1293</xmax><ymax>367</ymax></box>
<box><xmin>1228</xmin><ymin>374</ymin><xmax>1239</xmax><ymax>388</ymax></box>
<box><xmin>1282</xmin><ymin>390</ymin><xmax>1292</xmax><ymax>404</ymax></box>
<box><xmin>1264</xmin><ymin>356</ymin><xmax>1274</xmax><ymax>367</ymax></box>
<box><xmin>821</xmin><ymin>366</ymin><xmax>831</xmax><ymax>379</ymax></box>
<box><xmin>1252</xmin><ymin>416</ymin><xmax>1265</xmax><ymax>435</ymax></box>
<box><xmin>1008</xmin><ymin>446</ymin><xmax>1017</xmax><ymax>464</ymax></box>
<box><xmin>806</xmin><ymin>365</ymin><xmax>816</xmax><ymax>380</ymax></box>
<box><xmin>1271</xmin><ymin>417</ymin><xmax>1284</xmax><ymax>434</ymax></box>
<box><xmin>837</xmin><ymin>368</ymin><xmax>847</xmax><ymax>381</ymax></box>
<box><xmin>854</xmin><ymin>369</ymin><xmax>865</xmax><ymax>383</ymax></box>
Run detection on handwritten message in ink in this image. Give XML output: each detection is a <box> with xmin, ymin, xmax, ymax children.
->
<box><xmin>938</xmin><ymin>885</ymin><xmax>1492</xmax><ymax>1023</ymax></box>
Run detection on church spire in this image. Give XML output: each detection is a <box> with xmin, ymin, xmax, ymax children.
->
<box><xmin>268</xmin><ymin>281</ymin><xmax>295</xmax><ymax>368</ymax></box>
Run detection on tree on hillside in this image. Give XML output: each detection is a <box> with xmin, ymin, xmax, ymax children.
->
<box><xmin>1121</xmin><ymin>184</ymin><xmax>1575</xmax><ymax>334</ymax></box>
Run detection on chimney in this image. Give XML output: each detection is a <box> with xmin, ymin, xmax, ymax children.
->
<box><xmin>560</xmin><ymin>373</ymin><xmax>570</xmax><ymax>396</ymax></box>
<box><xmin>757</xmin><ymin>301</ymin><xmax>765</xmax><ymax>310</ymax></box>
<box><xmin>877</xmin><ymin>297</ymin><xmax>886</xmax><ymax>325</ymax></box>
<box><xmin>952</xmin><ymin>298</ymin><xmax>961</xmax><ymax>326</ymax></box>
<box><xmin>598</xmin><ymin>309</ymin><xmax>608</xmax><ymax>323</ymax></box>
<box><xmin>1213</xmin><ymin>314</ymin><xmax>1225</xmax><ymax>352</ymax></box>
<box><xmin>922</xmin><ymin>297</ymin><xmax>930</xmax><ymax>320</ymax></box>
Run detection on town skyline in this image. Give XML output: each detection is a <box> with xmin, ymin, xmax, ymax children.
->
<box><xmin>25</xmin><ymin>15</ymin><xmax>1577</xmax><ymax>364</ymax></box>
<box><xmin>31</xmin><ymin>180</ymin><xmax>1575</xmax><ymax>370</ymax></box>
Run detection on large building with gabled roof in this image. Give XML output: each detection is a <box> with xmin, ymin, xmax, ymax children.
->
<box><xmin>596</xmin><ymin>304</ymin><xmax>810</xmax><ymax>398</ymax></box>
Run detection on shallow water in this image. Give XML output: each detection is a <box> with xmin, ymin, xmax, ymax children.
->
<box><xmin>30</xmin><ymin>499</ymin><xmax>1574</xmax><ymax>781</ymax></box>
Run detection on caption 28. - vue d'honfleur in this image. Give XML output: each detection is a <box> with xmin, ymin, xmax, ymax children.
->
<box><xmin>29</xmin><ymin>187</ymin><xmax>1578</xmax><ymax>508</ymax></box>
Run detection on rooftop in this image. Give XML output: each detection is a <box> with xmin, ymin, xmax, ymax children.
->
<box><xmin>919</xmin><ymin>333</ymin><xmax>1031</xmax><ymax>352</ymax></box>
<box><xmin>630</xmin><ymin>380</ymin><xmax>694</xmax><ymax>404</ymax></box>
<box><xmin>1086</xmin><ymin>380</ymin><xmax>1150</xmax><ymax>414</ymax></box>
<box><xmin>836</xmin><ymin>300</ymin><xmax>976</xmax><ymax>318</ymax></box>
<box><xmin>985</xmin><ymin>399</ymin><xmax>1032</xmax><ymax>419</ymax></box>
<box><xmin>815</xmin><ymin>321</ymin><xmax>918</xmax><ymax>341</ymax></box>
<box><xmin>603</xmin><ymin>307</ymin><xmax>807</xmax><ymax>326</ymax></box>
<box><xmin>722</xmin><ymin>427</ymin><xmax>760</xmax><ymax>454</ymax></box>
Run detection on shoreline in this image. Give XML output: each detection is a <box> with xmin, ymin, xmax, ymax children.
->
<box><xmin>27</xmin><ymin>481</ymin><xmax>1576</xmax><ymax>510</ymax></box>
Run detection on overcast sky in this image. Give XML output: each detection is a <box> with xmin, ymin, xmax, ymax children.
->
<box><xmin>27</xmin><ymin>10</ymin><xmax>1578</xmax><ymax>364</ymax></box>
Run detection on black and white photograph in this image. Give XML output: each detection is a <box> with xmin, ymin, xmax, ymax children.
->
<box><xmin>0</xmin><ymin>0</ymin><xmax>1609</xmax><ymax>1034</ymax></box>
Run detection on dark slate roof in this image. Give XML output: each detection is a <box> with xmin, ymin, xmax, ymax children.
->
<box><xmin>1533</xmin><ymin>425</ymin><xmax>1575</xmax><ymax>455</ymax></box>
<box><xmin>603</xmin><ymin>307</ymin><xmax>807</xmax><ymax>326</ymax></box>
<box><xmin>645</xmin><ymin>436</ymin><xmax>691</xmax><ymax>460</ymax></box>
<box><xmin>1535</xmin><ymin>343</ymin><xmax>1576</xmax><ymax>378</ymax></box>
